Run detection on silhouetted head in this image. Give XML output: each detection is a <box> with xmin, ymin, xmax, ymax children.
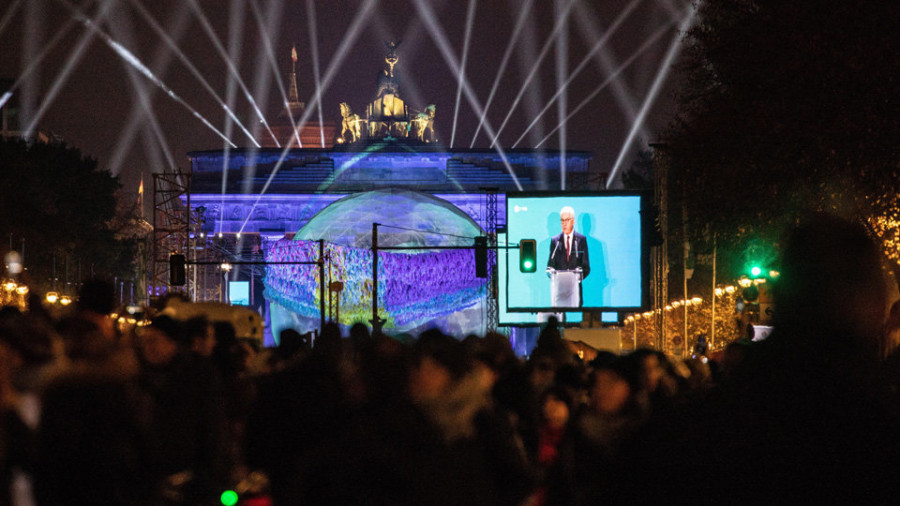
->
<box><xmin>773</xmin><ymin>214</ymin><xmax>886</xmax><ymax>349</ymax></box>
<box><xmin>277</xmin><ymin>328</ymin><xmax>310</xmax><ymax>359</ymax></box>
<box><xmin>410</xmin><ymin>329</ymin><xmax>469</xmax><ymax>402</ymax></box>
<box><xmin>540</xmin><ymin>384</ymin><xmax>574</xmax><ymax>430</ymax></box>
<box><xmin>314</xmin><ymin>322</ymin><xmax>343</xmax><ymax>360</ymax></box>
<box><xmin>0</xmin><ymin>311</ymin><xmax>55</xmax><ymax>366</ymax></box>
<box><xmin>348</xmin><ymin>322</ymin><xmax>371</xmax><ymax>352</ymax></box>
<box><xmin>140</xmin><ymin>315</ymin><xmax>186</xmax><ymax>366</ymax></box>
<box><xmin>589</xmin><ymin>357</ymin><xmax>637</xmax><ymax>416</ymax></box>
<box><xmin>185</xmin><ymin>316</ymin><xmax>215</xmax><ymax>358</ymax></box>
<box><xmin>76</xmin><ymin>278</ymin><xmax>116</xmax><ymax>315</ymax></box>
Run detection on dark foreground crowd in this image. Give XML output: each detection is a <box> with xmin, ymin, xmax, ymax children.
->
<box><xmin>4</xmin><ymin>214</ymin><xmax>900</xmax><ymax>506</ymax></box>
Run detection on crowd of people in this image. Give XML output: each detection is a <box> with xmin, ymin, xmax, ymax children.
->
<box><xmin>3</xmin><ymin>214</ymin><xmax>900</xmax><ymax>505</ymax></box>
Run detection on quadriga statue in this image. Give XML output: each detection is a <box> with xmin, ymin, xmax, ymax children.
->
<box><xmin>339</xmin><ymin>102</ymin><xmax>362</xmax><ymax>143</ymax></box>
<box><xmin>412</xmin><ymin>105</ymin><xmax>436</xmax><ymax>142</ymax></box>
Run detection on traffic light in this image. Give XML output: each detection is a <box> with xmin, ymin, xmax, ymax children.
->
<box><xmin>745</xmin><ymin>263</ymin><xmax>780</xmax><ymax>281</ymax></box>
<box><xmin>474</xmin><ymin>236</ymin><xmax>488</xmax><ymax>278</ymax></box>
<box><xmin>749</xmin><ymin>265</ymin><xmax>763</xmax><ymax>278</ymax></box>
<box><xmin>519</xmin><ymin>239</ymin><xmax>537</xmax><ymax>273</ymax></box>
<box><xmin>169</xmin><ymin>253</ymin><xmax>186</xmax><ymax>286</ymax></box>
<box><xmin>742</xmin><ymin>241</ymin><xmax>777</xmax><ymax>280</ymax></box>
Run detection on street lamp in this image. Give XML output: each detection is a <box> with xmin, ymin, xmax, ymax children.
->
<box><xmin>220</xmin><ymin>262</ymin><xmax>233</xmax><ymax>303</ymax></box>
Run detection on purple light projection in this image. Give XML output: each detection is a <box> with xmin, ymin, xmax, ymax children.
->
<box><xmin>264</xmin><ymin>239</ymin><xmax>485</xmax><ymax>329</ymax></box>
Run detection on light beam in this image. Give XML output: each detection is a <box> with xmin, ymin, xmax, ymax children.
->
<box><xmin>0</xmin><ymin>0</ymin><xmax>23</xmax><ymax>38</ymax></box>
<box><xmin>450</xmin><ymin>0</ymin><xmax>477</xmax><ymax>148</ymax></box>
<box><xmin>106</xmin><ymin>6</ymin><xmax>180</xmax><ymax>173</ymax></box>
<box><xmin>237</xmin><ymin>0</ymin><xmax>379</xmax><ymax>234</ymax></box>
<box><xmin>56</xmin><ymin>1</ymin><xmax>238</xmax><ymax>147</ymax></box>
<box><xmin>0</xmin><ymin>12</ymin><xmax>80</xmax><ymax>111</ymax></box>
<box><xmin>606</xmin><ymin>4</ymin><xmax>698</xmax><ymax>188</ymax></box>
<box><xmin>469</xmin><ymin>0</ymin><xmax>535</xmax><ymax>147</ymax></box>
<box><xmin>124</xmin><ymin>0</ymin><xmax>259</xmax><ymax>147</ymax></box>
<box><xmin>570</xmin><ymin>0</ymin><xmax>661</xmax><ymax>143</ymax></box>
<box><xmin>306</xmin><ymin>0</ymin><xmax>326</xmax><ymax>147</ymax></box>
<box><xmin>489</xmin><ymin>0</ymin><xmax>578</xmax><ymax>148</ymax></box>
<box><xmin>25</xmin><ymin>0</ymin><xmax>116</xmax><ymax>138</ymax></box>
<box><xmin>534</xmin><ymin>20</ymin><xmax>674</xmax><ymax>149</ymax></box>
<box><xmin>513</xmin><ymin>0</ymin><xmax>644</xmax><ymax>148</ymax></box>
<box><xmin>106</xmin><ymin>2</ymin><xmax>193</xmax><ymax>175</ymax></box>
<box><xmin>412</xmin><ymin>0</ymin><xmax>523</xmax><ymax>190</ymax></box>
<box><xmin>554</xmin><ymin>0</ymin><xmax>568</xmax><ymax>188</ymax></box>
<box><xmin>184</xmin><ymin>0</ymin><xmax>280</xmax><ymax>146</ymax></box>
<box><xmin>248</xmin><ymin>0</ymin><xmax>301</xmax><ymax>148</ymax></box>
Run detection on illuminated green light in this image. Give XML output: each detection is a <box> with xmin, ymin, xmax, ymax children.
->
<box><xmin>220</xmin><ymin>490</ymin><xmax>239</xmax><ymax>506</ymax></box>
<box><xmin>523</xmin><ymin>260</ymin><xmax>533</xmax><ymax>269</ymax></box>
<box><xmin>750</xmin><ymin>266</ymin><xmax>762</xmax><ymax>277</ymax></box>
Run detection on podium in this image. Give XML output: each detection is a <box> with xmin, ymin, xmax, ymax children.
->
<box><xmin>549</xmin><ymin>268</ymin><xmax>582</xmax><ymax>307</ymax></box>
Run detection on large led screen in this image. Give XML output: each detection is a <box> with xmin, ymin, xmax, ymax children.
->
<box><xmin>505</xmin><ymin>192</ymin><xmax>646</xmax><ymax>312</ymax></box>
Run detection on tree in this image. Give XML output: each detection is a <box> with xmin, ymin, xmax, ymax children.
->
<box><xmin>0</xmin><ymin>138</ymin><xmax>140</xmax><ymax>294</ymax></box>
<box><xmin>663</xmin><ymin>0</ymin><xmax>900</xmax><ymax>278</ymax></box>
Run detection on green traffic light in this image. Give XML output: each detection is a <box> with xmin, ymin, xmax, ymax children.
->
<box><xmin>750</xmin><ymin>266</ymin><xmax>762</xmax><ymax>277</ymax></box>
<box><xmin>519</xmin><ymin>239</ymin><xmax>537</xmax><ymax>273</ymax></box>
<box><xmin>220</xmin><ymin>490</ymin><xmax>239</xmax><ymax>506</ymax></box>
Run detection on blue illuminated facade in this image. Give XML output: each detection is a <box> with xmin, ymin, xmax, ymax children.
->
<box><xmin>187</xmin><ymin>141</ymin><xmax>591</xmax><ymax>236</ymax></box>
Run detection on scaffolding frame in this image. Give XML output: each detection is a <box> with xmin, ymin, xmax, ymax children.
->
<box><xmin>150</xmin><ymin>171</ymin><xmax>191</xmax><ymax>299</ymax></box>
<box><xmin>482</xmin><ymin>188</ymin><xmax>499</xmax><ymax>332</ymax></box>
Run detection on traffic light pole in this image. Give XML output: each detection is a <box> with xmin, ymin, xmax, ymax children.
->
<box><xmin>372</xmin><ymin>223</ymin><xmax>384</xmax><ymax>333</ymax></box>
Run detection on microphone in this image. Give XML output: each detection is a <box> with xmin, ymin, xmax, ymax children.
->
<box><xmin>550</xmin><ymin>237</ymin><xmax>560</xmax><ymax>261</ymax></box>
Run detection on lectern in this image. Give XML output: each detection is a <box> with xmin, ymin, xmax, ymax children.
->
<box><xmin>548</xmin><ymin>268</ymin><xmax>583</xmax><ymax>307</ymax></box>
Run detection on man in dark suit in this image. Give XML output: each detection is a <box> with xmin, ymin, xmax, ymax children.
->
<box><xmin>546</xmin><ymin>206</ymin><xmax>590</xmax><ymax>308</ymax></box>
<box><xmin>547</xmin><ymin>206</ymin><xmax>590</xmax><ymax>278</ymax></box>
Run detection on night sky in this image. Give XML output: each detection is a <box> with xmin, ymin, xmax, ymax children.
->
<box><xmin>0</xmin><ymin>0</ymin><xmax>688</xmax><ymax>195</ymax></box>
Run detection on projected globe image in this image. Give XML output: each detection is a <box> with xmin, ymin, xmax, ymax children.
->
<box><xmin>266</xmin><ymin>189</ymin><xmax>487</xmax><ymax>340</ymax></box>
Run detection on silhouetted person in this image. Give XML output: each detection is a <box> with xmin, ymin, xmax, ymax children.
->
<box><xmin>530</xmin><ymin>386</ymin><xmax>576</xmax><ymax>506</ymax></box>
<box><xmin>75</xmin><ymin>278</ymin><xmax>117</xmax><ymax>343</ymax></box>
<box><xmin>246</xmin><ymin>322</ymin><xmax>348</xmax><ymax>504</ymax></box>
<box><xmin>185</xmin><ymin>315</ymin><xmax>216</xmax><ymax>359</ymax></box>
<box><xmin>1</xmin><ymin>311</ymin><xmax>55</xmax><ymax>506</ymax></box>
<box><xmin>137</xmin><ymin>315</ymin><xmax>227</xmax><ymax>505</ymax></box>
<box><xmin>618</xmin><ymin>214</ymin><xmax>900</xmax><ymax>504</ymax></box>
<box><xmin>348</xmin><ymin>322</ymin><xmax>371</xmax><ymax>362</ymax></box>
<box><xmin>36</xmin><ymin>343</ymin><xmax>150</xmax><ymax>506</ymax></box>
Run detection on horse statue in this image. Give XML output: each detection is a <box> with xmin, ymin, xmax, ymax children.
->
<box><xmin>412</xmin><ymin>104</ymin><xmax>436</xmax><ymax>142</ymax></box>
<box><xmin>339</xmin><ymin>103</ymin><xmax>362</xmax><ymax>143</ymax></box>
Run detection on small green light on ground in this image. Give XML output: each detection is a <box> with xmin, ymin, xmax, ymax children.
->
<box><xmin>220</xmin><ymin>490</ymin><xmax>239</xmax><ymax>506</ymax></box>
<box><xmin>750</xmin><ymin>266</ymin><xmax>762</xmax><ymax>277</ymax></box>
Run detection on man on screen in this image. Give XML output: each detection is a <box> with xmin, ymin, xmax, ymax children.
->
<box><xmin>546</xmin><ymin>206</ymin><xmax>590</xmax><ymax>308</ymax></box>
<box><xmin>547</xmin><ymin>206</ymin><xmax>590</xmax><ymax>277</ymax></box>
